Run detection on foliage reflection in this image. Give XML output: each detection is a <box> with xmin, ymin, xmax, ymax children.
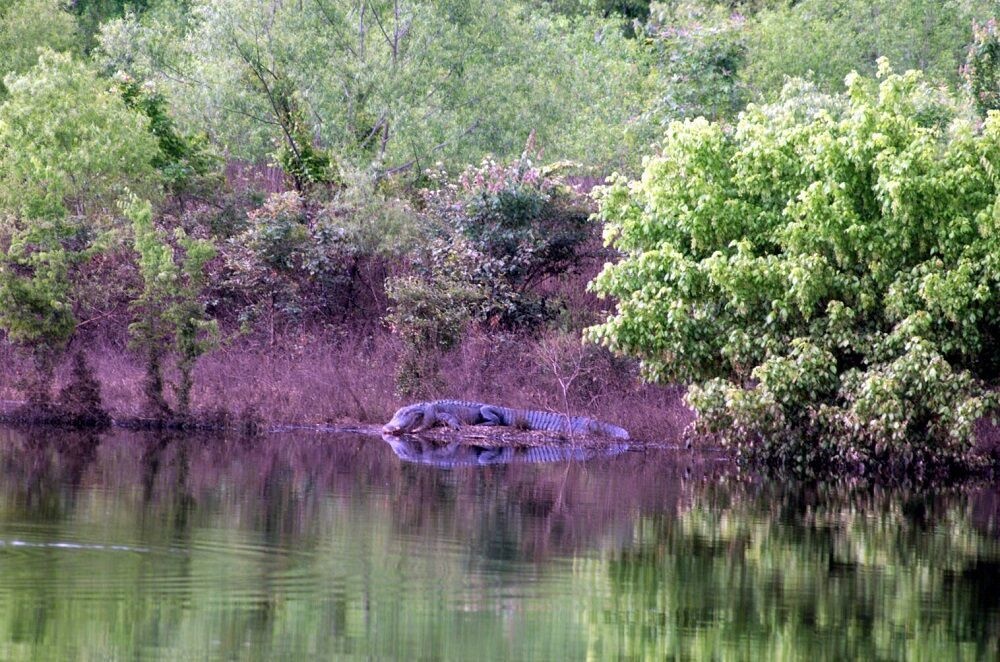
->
<box><xmin>0</xmin><ymin>428</ymin><xmax>995</xmax><ymax>660</ymax></box>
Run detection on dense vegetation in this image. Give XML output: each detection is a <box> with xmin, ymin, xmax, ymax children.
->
<box><xmin>589</xmin><ymin>66</ymin><xmax>1000</xmax><ymax>476</ymax></box>
<box><xmin>1</xmin><ymin>0</ymin><xmax>999</xmax><ymax>475</ymax></box>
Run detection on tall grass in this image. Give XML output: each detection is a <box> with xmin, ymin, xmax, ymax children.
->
<box><xmin>0</xmin><ymin>327</ymin><xmax>690</xmax><ymax>441</ymax></box>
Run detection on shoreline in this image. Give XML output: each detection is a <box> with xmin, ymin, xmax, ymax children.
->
<box><xmin>0</xmin><ymin>397</ymin><xmax>701</xmax><ymax>451</ymax></box>
<box><xmin>0</xmin><ymin>332</ymin><xmax>693</xmax><ymax>443</ymax></box>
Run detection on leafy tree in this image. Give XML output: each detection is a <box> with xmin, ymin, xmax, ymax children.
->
<box><xmin>0</xmin><ymin>50</ymin><xmax>157</xmax><ymax>401</ymax></box>
<box><xmin>219</xmin><ymin>168</ymin><xmax>420</xmax><ymax>341</ymax></box>
<box><xmin>742</xmin><ymin>0</ymin><xmax>995</xmax><ymax>99</ymax></box>
<box><xmin>0</xmin><ymin>0</ymin><xmax>80</xmax><ymax>93</ymax></box>
<box><xmin>96</xmin><ymin>0</ymin><xmax>650</xmax><ymax>174</ymax></box>
<box><xmin>72</xmin><ymin>0</ymin><xmax>156</xmax><ymax>50</ymax></box>
<box><xmin>587</xmin><ymin>65</ymin><xmax>1000</xmax><ymax>476</ymax></box>
<box><xmin>115</xmin><ymin>73</ymin><xmax>221</xmax><ymax>196</ymax></box>
<box><xmin>640</xmin><ymin>5</ymin><xmax>747</xmax><ymax>124</ymax></box>
<box><xmin>265</xmin><ymin>80</ymin><xmax>339</xmax><ymax>191</ymax></box>
<box><xmin>545</xmin><ymin>0</ymin><xmax>651</xmax><ymax>21</ymax></box>
<box><xmin>125</xmin><ymin>196</ymin><xmax>218</xmax><ymax>417</ymax></box>
<box><xmin>0</xmin><ymin>50</ymin><xmax>157</xmax><ymax>220</ymax></box>
<box><xmin>0</xmin><ymin>218</ymin><xmax>88</xmax><ymax>402</ymax></box>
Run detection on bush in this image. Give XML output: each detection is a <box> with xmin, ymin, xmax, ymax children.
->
<box><xmin>588</xmin><ymin>65</ymin><xmax>1000</xmax><ymax>476</ymax></box>
<box><xmin>221</xmin><ymin>175</ymin><xmax>417</xmax><ymax>338</ymax></box>
<box><xmin>385</xmin><ymin>268</ymin><xmax>483</xmax><ymax>395</ymax></box>
<box><xmin>383</xmin><ymin>153</ymin><xmax>592</xmax><ymax>393</ymax></box>
<box><xmin>222</xmin><ymin>191</ymin><xmax>348</xmax><ymax>332</ymax></box>
<box><xmin>420</xmin><ymin>155</ymin><xmax>591</xmax><ymax>329</ymax></box>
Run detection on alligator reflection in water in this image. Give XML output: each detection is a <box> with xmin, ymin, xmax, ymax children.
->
<box><xmin>381</xmin><ymin>433</ymin><xmax>630</xmax><ymax>468</ymax></box>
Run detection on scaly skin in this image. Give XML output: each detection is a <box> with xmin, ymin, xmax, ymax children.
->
<box><xmin>382</xmin><ymin>400</ymin><xmax>629</xmax><ymax>439</ymax></box>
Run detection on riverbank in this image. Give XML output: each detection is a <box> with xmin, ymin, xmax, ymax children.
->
<box><xmin>0</xmin><ymin>329</ymin><xmax>693</xmax><ymax>443</ymax></box>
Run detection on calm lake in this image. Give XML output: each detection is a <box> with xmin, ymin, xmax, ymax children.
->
<box><xmin>0</xmin><ymin>426</ymin><xmax>997</xmax><ymax>660</ymax></box>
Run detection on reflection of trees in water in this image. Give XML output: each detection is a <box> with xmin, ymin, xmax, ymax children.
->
<box><xmin>583</xmin><ymin>478</ymin><xmax>1000</xmax><ymax>659</ymax></box>
<box><xmin>0</xmin><ymin>427</ymin><xmax>100</xmax><ymax>521</ymax></box>
<box><xmin>74</xmin><ymin>430</ymin><xmax>721</xmax><ymax>563</ymax></box>
<box><xmin>0</xmin><ymin>428</ymin><xmax>998</xmax><ymax>659</ymax></box>
<box><xmin>384</xmin><ymin>442</ymin><xmax>726</xmax><ymax>563</ymax></box>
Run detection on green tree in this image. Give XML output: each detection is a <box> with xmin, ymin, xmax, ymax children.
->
<box><xmin>72</xmin><ymin>0</ymin><xmax>156</xmax><ymax>51</ymax></box>
<box><xmin>0</xmin><ymin>0</ymin><xmax>80</xmax><ymax>93</ymax></box>
<box><xmin>115</xmin><ymin>73</ymin><xmax>221</xmax><ymax>196</ymax></box>
<box><xmin>0</xmin><ymin>50</ymin><xmax>157</xmax><ymax>220</ymax></box>
<box><xmin>0</xmin><ymin>50</ymin><xmax>157</xmax><ymax>402</ymax></box>
<box><xmin>964</xmin><ymin>18</ymin><xmax>1000</xmax><ymax>118</ymax></box>
<box><xmin>385</xmin><ymin>152</ymin><xmax>590</xmax><ymax>393</ymax></box>
<box><xmin>223</xmin><ymin>190</ymin><xmax>358</xmax><ymax>342</ymax></box>
<box><xmin>743</xmin><ymin>0</ymin><xmax>995</xmax><ymax>99</ymax></box>
<box><xmin>545</xmin><ymin>0</ymin><xmax>651</xmax><ymax>21</ymax></box>
<box><xmin>125</xmin><ymin>197</ymin><xmax>218</xmax><ymax>417</ymax></box>
<box><xmin>587</xmin><ymin>65</ymin><xmax>1000</xmax><ymax>476</ymax></box>
<box><xmin>0</xmin><ymin>218</ymin><xmax>88</xmax><ymax>402</ymax></box>
<box><xmin>640</xmin><ymin>4</ymin><xmax>748</xmax><ymax>124</ymax></box>
<box><xmin>96</xmin><ymin>0</ymin><xmax>650</xmax><ymax>174</ymax></box>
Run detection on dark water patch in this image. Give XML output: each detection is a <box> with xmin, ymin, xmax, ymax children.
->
<box><xmin>0</xmin><ymin>426</ymin><xmax>996</xmax><ymax>659</ymax></box>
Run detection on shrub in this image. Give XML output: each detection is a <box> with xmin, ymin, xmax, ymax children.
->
<box><xmin>383</xmin><ymin>153</ymin><xmax>592</xmax><ymax>393</ymax></box>
<box><xmin>125</xmin><ymin>197</ymin><xmax>218</xmax><ymax>417</ymax></box>
<box><xmin>220</xmin><ymin>180</ymin><xmax>410</xmax><ymax>339</ymax></box>
<box><xmin>385</xmin><ymin>267</ymin><xmax>483</xmax><ymax>395</ymax></box>
<box><xmin>588</xmin><ymin>64</ymin><xmax>1000</xmax><ymax>476</ymax></box>
<box><xmin>420</xmin><ymin>154</ymin><xmax>591</xmax><ymax>329</ymax></box>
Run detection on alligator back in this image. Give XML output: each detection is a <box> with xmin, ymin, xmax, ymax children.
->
<box><xmin>417</xmin><ymin>400</ymin><xmax>629</xmax><ymax>439</ymax></box>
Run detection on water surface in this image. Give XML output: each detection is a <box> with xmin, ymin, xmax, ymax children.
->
<box><xmin>0</xmin><ymin>426</ymin><xmax>997</xmax><ymax>660</ymax></box>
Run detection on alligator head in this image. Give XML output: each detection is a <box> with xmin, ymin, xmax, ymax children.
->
<box><xmin>382</xmin><ymin>403</ymin><xmax>426</xmax><ymax>435</ymax></box>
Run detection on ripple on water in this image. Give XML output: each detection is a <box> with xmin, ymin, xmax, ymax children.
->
<box><xmin>0</xmin><ymin>522</ymin><xmax>325</xmax><ymax>605</ymax></box>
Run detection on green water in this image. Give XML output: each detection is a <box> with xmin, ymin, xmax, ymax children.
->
<box><xmin>0</xmin><ymin>427</ymin><xmax>997</xmax><ymax>660</ymax></box>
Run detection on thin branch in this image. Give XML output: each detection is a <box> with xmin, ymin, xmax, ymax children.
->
<box><xmin>76</xmin><ymin>310</ymin><xmax>118</xmax><ymax>329</ymax></box>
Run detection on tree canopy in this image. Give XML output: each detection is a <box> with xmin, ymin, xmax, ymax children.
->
<box><xmin>96</xmin><ymin>0</ymin><xmax>651</xmax><ymax>174</ymax></box>
<box><xmin>588</xmin><ymin>64</ymin><xmax>1000</xmax><ymax>475</ymax></box>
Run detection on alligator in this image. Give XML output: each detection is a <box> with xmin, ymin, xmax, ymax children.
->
<box><xmin>382</xmin><ymin>435</ymin><xmax>630</xmax><ymax>469</ymax></box>
<box><xmin>382</xmin><ymin>400</ymin><xmax>629</xmax><ymax>440</ymax></box>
